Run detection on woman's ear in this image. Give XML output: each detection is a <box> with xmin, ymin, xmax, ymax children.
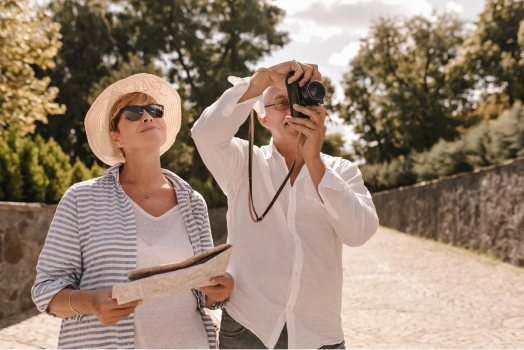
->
<box><xmin>109</xmin><ymin>131</ymin><xmax>122</xmax><ymax>148</ymax></box>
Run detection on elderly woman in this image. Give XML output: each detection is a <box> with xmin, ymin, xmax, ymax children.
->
<box><xmin>31</xmin><ymin>74</ymin><xmax>233</xmax><ymax>349</ymax></box>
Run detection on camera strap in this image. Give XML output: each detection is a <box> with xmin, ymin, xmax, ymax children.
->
<box><xmin>248</xmin><ymin>109</ymin><xmax>299</xmax><ymax>223</ymax></box>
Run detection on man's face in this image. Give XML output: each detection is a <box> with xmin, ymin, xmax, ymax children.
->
<box><xmin>260</xmin><ymin>87</ymin><xmax>301</xmax><ymax>143</ymax></box>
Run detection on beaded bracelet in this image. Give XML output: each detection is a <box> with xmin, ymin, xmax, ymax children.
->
<box><xmin>68</xmin><ymin>290</ymin><xmax>81</xmax><ymax>315</ymax></box>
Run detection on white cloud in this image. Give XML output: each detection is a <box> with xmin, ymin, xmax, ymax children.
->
<box><xmin>290</xmin><ymin>21</ymin><xmax>344</xmax><ymax>43</ymax></box>
<box><xmin>328</xmin><ymin>41</ymin><xmax>361</xmax><ymax>66</ymax></box>
<box><xmin>446</xmin><ymin>1</ymin><xmax>463</xmax><ymax>14</ymax></box>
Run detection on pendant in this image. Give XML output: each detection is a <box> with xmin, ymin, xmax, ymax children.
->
<box><xmin>144</xmin><ymin>194</ymin><xmax>150</xmax><ymax>199</ymax></box>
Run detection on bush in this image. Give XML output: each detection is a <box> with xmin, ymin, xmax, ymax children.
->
<box><xmin>362</xmin><ymin>102</ymin><xmax>524</xmax><ymax>192</ymax></box>
<box><xmin>188</xmin><ymin>177</ymin><xmax>227</xmax><ymax>209</ymax></box>
<box><xmin>361</xmin><ymin>157</ymin><xmax>416</xmax><ymax>193</ymax></box>
<box><xmin>0</xmin><ymin>134</ymin><xmax>102</xmax><ymax>203</ymax></box>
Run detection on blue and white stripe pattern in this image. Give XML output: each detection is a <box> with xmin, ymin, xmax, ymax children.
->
<box><xmin>31</xmin><ymin>164</ymin><xmax>222</xmax><ymax>349</ymax></box>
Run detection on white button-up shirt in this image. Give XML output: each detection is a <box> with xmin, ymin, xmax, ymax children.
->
<box><xmin>192</xmin><ymin>77</ymin><xmax>379</xmax><ymax>349</ymax></box>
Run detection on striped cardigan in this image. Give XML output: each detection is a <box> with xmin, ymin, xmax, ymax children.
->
<box><xmin>31</xmin><ymin>164</ymin><xmax>222</xmax><ymax>349</ymax></box>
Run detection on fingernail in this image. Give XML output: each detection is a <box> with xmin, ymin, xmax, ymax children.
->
<box><xmin>138</xmin><ymin>300</ymin><xmax>143</xmax><ymax>305</ymax></box>
<box><xmin>210</xmin><ymin>279</ymin><xmax>215</xmax><ymax>284</ymax></box>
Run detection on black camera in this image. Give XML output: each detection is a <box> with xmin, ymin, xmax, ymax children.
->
<box><xmin>285</xmin><ymin>72</ymin><xmax>326</xmax><ymax>118</ymax></box>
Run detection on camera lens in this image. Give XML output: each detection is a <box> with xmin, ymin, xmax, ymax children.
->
<box><xmin>305</xmin><ymin>81</ymin><xmax>326</xmax><ymax>100</ymax></box>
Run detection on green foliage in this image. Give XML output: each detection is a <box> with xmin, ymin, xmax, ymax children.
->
<box><xmin>0</xmin><ymin>137</ymin><xmax>23</xmax><ymax>201</ymax></box>
<box><xmin>340</xmin><ymin>13</ymin><xmax>474</xmax><ymax>164</ymax></box>
<box><xmin>38</xmin><ymin>0</ymin><xmax>288</xmax><ymax>173</ymax></box>
<box><xmin>90</xmin><ymin>163</ymin><xmax>106</xmax><ymax>179</ymax></box>
<box><xmin>321</xmin><ymin>133</ymin><xmax>353</xmax><ymax>160</ymax></box>
<box><xmin>361</xmin><ymin>103</ymin><xmax>524</xmax><ymax>192</ymax></box>
<box><xmin>412</xmin><ymin>139</ymin><xmax>472</xmax><ymax>182</ymax></box>
<box><xmin>70</xmin><ymin>160</ymin><xmax>92</xmax><ymax>186</ymax></box>
<box><xmin>35</xmin><ymin>0</ymin><xmax>119</xmax><ymax>165</ymax></box>
<box><xmin>450</xmin><ymin>0</ymin><xmax>524</xmax><ymax>105</ymax></box>
<box><xmin>0</xmin><ymin>134</ymin><xmax>102</xmax><ymax>203</ymax></box>
<box><xmin>360</xmin><ymin>157</ymin><xmax>417</xmax><ymax>193</ymax></box>
<box><xmin>0</xmin><ymin>0</ymin><xmax>65</xmax><ymax>138</ymax></box>
<box><xmin>35</xmin><ymin>136</ymin><xmax>72</xmax><ymax>203</ymax></box>
<box><xmin>188</xmin><ymin>177</ymin><xmax>227</xmax><ymax>209</ymax></box>
<box><xmin>19</xmin><ymin>139</ymin><xmax>47</xmax><ymax>202</ymax></box>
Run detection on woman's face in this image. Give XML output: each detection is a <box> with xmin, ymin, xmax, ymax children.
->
<box><xmin>109</xmin><ymin>98</ymin><xmax>167</xmax><ymax>159</ymax></box>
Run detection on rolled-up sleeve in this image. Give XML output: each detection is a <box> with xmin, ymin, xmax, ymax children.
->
<box><xmin>31</xmin><ymin>186</ymin><xmax>82</xmax><ymax>314</ymax></box>
<box><xmin>316</xmin><ymin>158</ymin><xmax>379</xmax><ymax>247</ymax></box>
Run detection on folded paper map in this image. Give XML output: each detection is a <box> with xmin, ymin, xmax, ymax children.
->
<box><xmin>112</xmin><ymin>244</ymin><xmax>232</xmax><ymax>305</ymax></box>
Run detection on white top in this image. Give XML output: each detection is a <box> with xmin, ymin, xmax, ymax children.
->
<box><xmin>192</xmin><ymin>77</ymin><xmax>379</xmax><ymax>349</ymax></box>
<box><xmin>131</xmin><ymin>198</ymin><xmax>209</xmax><ymax>349</ymax></box>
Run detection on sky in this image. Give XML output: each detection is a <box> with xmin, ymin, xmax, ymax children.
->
<box><xmin>256</xmin><ymin>0</ymin><xmax>487</xmax><ymax>146</ymax></box>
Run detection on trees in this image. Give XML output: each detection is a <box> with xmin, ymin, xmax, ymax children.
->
<box><xmin>360</xmin><ymin>102</ymin><xmax>524</xmax><ymax>192</ymax></box>
<box><xmin>122</xmin><ymin>0</ymin><xmax>288</xmax><ymax>180</ymax></box>
<box><xmin>35</xmin><ymin>0</ymin><xmax>120</xmax><ymax>166</ymax></box>
<box><xmin>0</xmin><ymin>0</ymin><xmax>65</xmax><ymax>138</ymax></box>
<box><xmin>450</xmin><ymin>0</ymin><xmax>524</xmax><ymax>107</ymax></box>
<box><xmin>39</xmin><ymin>0</ymin><xmax>288</xmax><ymax>175</ymax></box>
<box><xmin>339</xmin><ymin>13</ymin><xmax>474</xmax><ymax>164</ymax></box>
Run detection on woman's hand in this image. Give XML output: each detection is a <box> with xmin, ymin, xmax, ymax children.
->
<box><xmin>47</xmin><ymin>288</ymin><xmax>142</xmax><ymax>325</ymax></box>
<box><xmin>89</xmin><ymin>289</ymin><xmax>142</xmax><ymax>326</ymax></box>
<box><xmin>196</xmin><ymin>272</ymin><xmax>234</xmax><ymax>307</ymax></box>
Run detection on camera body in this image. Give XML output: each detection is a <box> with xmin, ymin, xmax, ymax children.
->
<box><xmin>285</xmin><ymin>73</ymin><xmax>326</xmax><ymax>118</ymax></box>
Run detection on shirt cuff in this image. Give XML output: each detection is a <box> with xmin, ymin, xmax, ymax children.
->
<box><xmin>222</xmin><ymin>76</ymin><xmax>264</xmax><ymax>117</ymax></box>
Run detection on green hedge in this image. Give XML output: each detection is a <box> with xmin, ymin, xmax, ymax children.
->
<box><xmin>0</xmin><ymin>134</ymin><xmax>104</xmax><ymax>203</ymax></box>
<box><xmin>361</xmin><ymin>102</ymin><xmax>524</xmax><ymax>193</ymax></box>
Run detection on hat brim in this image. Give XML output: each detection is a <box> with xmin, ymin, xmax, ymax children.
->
<box><xmin>85</xmin><ymin>73</ymin><xmax>181</xmax><ymax>166</ymax></box>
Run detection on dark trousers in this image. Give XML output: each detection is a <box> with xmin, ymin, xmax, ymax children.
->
<box><xmin>219</xmin><ymin>309</ymin><xmax>346</xmax><ymax>349</ymax></box>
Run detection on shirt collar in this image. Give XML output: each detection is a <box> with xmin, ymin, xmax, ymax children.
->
<box><xmin>264</xmin><ymin>138</ymin><xmax>278</xmax><ymax>160</ymax></box>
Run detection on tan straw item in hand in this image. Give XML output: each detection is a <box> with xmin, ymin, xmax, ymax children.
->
<box><xmin>84</xmin><ymin>73</ymin><xmax>181</xmax><ymax>166</ymax></box>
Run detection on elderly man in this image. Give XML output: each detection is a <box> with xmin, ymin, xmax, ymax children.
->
<box><xmin>192</xmin><ymin>60</ymin><xmax>379</xmax><ymax>349</ymax></box>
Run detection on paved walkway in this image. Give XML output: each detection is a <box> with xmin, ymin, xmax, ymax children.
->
<box><xmin>1</xmin><ymin>226</ymin><xmax>523</xmax><ymax>348</ymax></box>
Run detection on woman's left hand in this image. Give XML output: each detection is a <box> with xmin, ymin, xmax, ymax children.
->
<box><xmin>196</xmin><ymin>272</ymin><xmax>234</xmax><ymax>307</ymax></box>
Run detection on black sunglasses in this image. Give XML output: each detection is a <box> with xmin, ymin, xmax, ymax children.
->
<box><xmin>111</xmin><ymin>104</ymin><xmax>164</xmax><ymax>131</ymax></box>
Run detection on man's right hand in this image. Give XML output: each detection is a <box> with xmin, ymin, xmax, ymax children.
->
<box><xmin>238</xmin><ymin>60</ymin><xmax>322</xmax><ymax>103</ymax></box>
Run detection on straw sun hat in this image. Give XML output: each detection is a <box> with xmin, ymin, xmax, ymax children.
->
<box><xmin>85</xmin><ymin>73</ymin><xmax>181</xmax><ymax>166</ymax></box>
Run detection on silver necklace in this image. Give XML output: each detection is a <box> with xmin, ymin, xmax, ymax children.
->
<box><xmin>120</xmin><ymin>172</ymin><xmax>166</xmax><ymax>199</ymax></box>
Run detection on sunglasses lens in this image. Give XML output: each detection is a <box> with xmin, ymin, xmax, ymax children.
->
<box><xmin>146</xmin><ymin>105</ymin><xmax>164</xmax><ymax>118</ymax></box>
<box><xmin>122</xmin><ymin>106</ymin><xmax>143</xmax><ymax>121</ymax></box>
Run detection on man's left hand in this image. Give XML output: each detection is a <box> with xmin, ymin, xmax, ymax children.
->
<box><xmin>287</xmin><ymin>104</ymin><xmax>327</xmax><ymax>161</ymax></box>
<box><xmin>196</xmin><ymin>272</ymin><xmax>234</xmax><ymax>307</ymax></box>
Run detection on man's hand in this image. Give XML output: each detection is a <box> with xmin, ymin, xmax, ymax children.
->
<box><xmin>196</xmin><ymin>272</ymin><xmax>234</xmax><ymax>307</ymax></box>
<box><xmin>89</xmin><ymin>289</ymin><xmax>142</xmax><ymax>326</ymax></box>
<box><xmin>287</xmin><ymin>104</ymin><xmax>328</xmax><ymax>191</ymax></box>
<box><xmin>239</xmin><ymin>60</ymin><xmax>322</xmax><ymax>103</ymax></box>
<box><xmin>287</xmin><ymin>104</ymin><xmax>327</xmax><ymax>161</ymax></box>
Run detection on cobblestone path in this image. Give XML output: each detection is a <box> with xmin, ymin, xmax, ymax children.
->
<box><xmin>1</xmin><ymin>226</ymin><xmax>523</xmax><ymax>348</ymax></box>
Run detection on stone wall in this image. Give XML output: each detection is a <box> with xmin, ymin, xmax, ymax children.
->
<box><xmin>372</xmin><ymin>157</ymin><xmax>524</xmax><ymax>266</ymax></box>
<box><xmin>0</xmin><ymin>202</ymin><xmax>56</xmax><ymax>319</ymax></box>
<box><xmin>0</xmin><ymin>203</ymin><xmax>228</xmax><ymax>320</ymax></box>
